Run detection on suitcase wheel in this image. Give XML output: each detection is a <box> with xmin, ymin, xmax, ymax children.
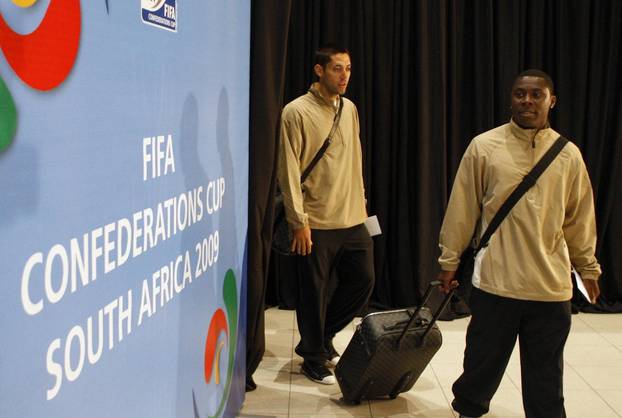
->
<box><xmin>389</xmin><ymin>372</ymin><xmax>413</xmax><ymax>399</ymax></box>
<box><xmin>342</xmin><ymin>396</ymin><xmax>362</xmax><ymax>405</ymax></box>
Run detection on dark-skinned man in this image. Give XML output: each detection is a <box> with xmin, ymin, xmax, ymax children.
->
<box><xmin>438</xmin><ymin>69</ymin><xmax>601</xmax><ymax>418</ymax></box>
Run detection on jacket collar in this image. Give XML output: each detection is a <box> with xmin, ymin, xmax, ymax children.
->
<box><xmin>509</xmin><ymin>118</ymin><xmax>552</xmax><ymax>145</ymax></box>
<box><xmin>309</xmin><ymin>83</ymin><xmax>340</xmax><ymax>110</ymax></box>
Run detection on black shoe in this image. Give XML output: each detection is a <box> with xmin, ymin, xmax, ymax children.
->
<box><xmin>452</xmin><ymin>297</ymin><xmax>471</xmax><ymax>316</ymax></box>
<box><xmin>439</xmin><ymin>296</ymin><xmax>471</xmax><ymax>321</ymax></box>
<box><xmin>438</xmin><ymin>307</ymin><xmax>459</xmax><ymax>321</ymax></box>
<box><xmin>301</xmin><ymin>361</ymin><xmax>336</xmax><ymax>385</ymax></box>
<box><xmin>245</xmin><ymin>376</ymin><xmax>257</xmax><ymax>392</ymax></box>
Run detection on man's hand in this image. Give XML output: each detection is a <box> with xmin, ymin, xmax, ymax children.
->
<box><xmin>437</xmin><ymin>270</ymin><xmax>459</xmax><ymax>294</ymax></box>
<box><xmin>583</xmin><ymin>279</ymin><xmax>600</xmax><ymax>304</ymax></box>
<box><xmin>291</xmin><ymin>226</ymin><xmax>313</xmax><ymax>256</ymax></box>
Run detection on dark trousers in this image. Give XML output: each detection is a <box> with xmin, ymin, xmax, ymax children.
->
<box><xmin>452</xmin><ymin>287</ymin><xmax>571</xmax><ymax>418</ymax></box>
<box><xmin>295</xmin><ymin>224</ymin><xmax>374</xmax><ymax>363</ymax></box>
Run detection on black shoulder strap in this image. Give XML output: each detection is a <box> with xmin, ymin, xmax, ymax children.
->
<box><xmin>477</xmin><ymin>135</ymin><xmax>569</xmax><ymax>250</ymax></box>
<box><xmin>300</xmin><ymin>96</ymin><xmax>344</xmax><ymax>183</ymax></box>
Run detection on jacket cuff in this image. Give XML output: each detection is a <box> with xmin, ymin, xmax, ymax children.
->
<box><xmin>439</xmin><ymin>262</ymin><xmax>459</xmax><ymax>272</ymax></box>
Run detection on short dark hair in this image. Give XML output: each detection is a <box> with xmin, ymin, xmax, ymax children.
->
<box><xmin>314</xmin><ymin>44</ymin><xmax>350</xmax><ymax>68</ymax></box>
<box><xmin>514</xmin><ymin>69</ymin><xmax>555</xmax><ymax>94</ymax></box>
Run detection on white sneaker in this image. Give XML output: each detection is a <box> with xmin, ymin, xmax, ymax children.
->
<box><xmin>327</xmin><ymin>355</ymin><xmax>340</xmax><ymax>367</ymax></box>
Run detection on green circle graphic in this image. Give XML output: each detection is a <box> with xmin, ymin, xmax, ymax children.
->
<box><xmin>0</xmin><ymin>77</ymin><xmax>17</xmax><ymax>152</ymax></box>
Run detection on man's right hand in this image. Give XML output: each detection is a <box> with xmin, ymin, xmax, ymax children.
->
<box><xmin>291</xmin><ymin>226</ymin><xmax>313</xmax><ymax>256</ymax></box>
<box><xmin>437</xmin><ymin>270</ymin><xmax>459</xmax><ymax>294</ymax></box>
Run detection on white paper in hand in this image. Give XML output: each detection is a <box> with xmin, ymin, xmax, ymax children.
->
<box><xmin>573</xmin><ymin>268</ymin><xmax>591</xmax><ymax>302</ymax></box>
<box><xmin>364</xmin><ymin>215</ymin><xmax>382</xmax><ymax>236</ymax></box>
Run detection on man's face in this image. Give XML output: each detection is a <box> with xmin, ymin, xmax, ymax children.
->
<box><xmin>511</xmin><ymin>76</ymin><xmax>557</xmax><ymax>129</ymax></box>
<box><xmin>315</xmin><ymin>53</ymin><xmax>351</xmax><ymax>97</ymax></box>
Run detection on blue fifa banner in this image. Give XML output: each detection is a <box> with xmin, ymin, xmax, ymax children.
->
<box><xmin>0</xmin><ymin>1</ymin><xmax>250</xmax><ymax>417</ymax></box>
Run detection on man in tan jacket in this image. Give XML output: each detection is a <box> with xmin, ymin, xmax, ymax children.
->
<box><xmin>278</xmin><ymin>45</ymin><xmax>374</xmax><ymax>385</ymax></box>
<box><xmin>438</xmin><ymin>69</ymin><xmax>601</xmax><ymax>418</ymax></box>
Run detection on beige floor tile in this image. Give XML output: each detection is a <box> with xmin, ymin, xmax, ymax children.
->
<box><xmin>333</xmin><ymin>331</ymin><xmax>355</xmax><ymax>353</ymax></box>
<box><xmin>430</xmin><ymin>363</ymin><xmax>462</xmax><ymax>395</ymax></box>
<box><xmin>436</xmin><ymin>316</ymin><xmax>471</xmax><ymax>333</ymax></box>
<box><xmin>565</xmin><ymin>388</ymin><xmax>619</xmax><ymax>417</ymax></box>
<box><xmin>414</xmin><ymin>365</ymin><xmax>443</xmax><ymax>388</ymax></box>
<box><xmin>289</xmin><ymin>415</ymin><xmax>371</xmax><ymax>418</ymax></box>
<box><xmin>571</xmin><ymin>365</ymin><xmax>622</xmax><ymax>390</ymax></box>
<box><xmin>369</xmin><ymin>377</ymin><xmax>454</xmax><ymax>417</ymax></box>
<box><xmin>251</xmin><ymin>368</ymin><xmax>291</xmax><ymax>386</ymax></box>
<box><xmin>506</xmin><ymin>345</ymin><xmax>521</xmax><ymax>366</ymax></box>
<box><xmin>241</xmin><ymin>371</ymin><xmax>291</xmax><ymax>415</ymax></box>
<box><xmin>237</xmin><ymin>414</ymin><xmax>288</xmax><ymax>418</ymax></box>
<box><xmin>503</xmin><ymin>364</ymin><xmax>522</xmax><ymax>390</ymax></box>
<box><xmin>564</xmin><ymin>344</ymin><xmax>622</xmax><ymax>366</ymax></box>
<box><xmin>430</xmin><ymin>343</ymin><xmax>466</xmax><ymax>365</ymax></box>
<box><xmin>370</xmin><ymin>414</ymin><xmax>417</xmax><ymax>418</ymax></box>
<box><xmin>254</xmin><ymin>357</ymin><xmax>294</xmax><ymax>374</ymax></box>
<box><xmin>562</xmin><ymin>364</ymin><xmax>592</xmax><ymax>390</ymax></box>
<box><xmin>265</xmin><ymin>307</ymin><xmax>296</xmax><ymax>330</ymax></box>
<box><xmin>289</xmin><ymin>397</ymin><xmax>371</xmax><ymax>417</ymax></box>
<box><xmin>598</xmin><ymin>390</ymin><xmax>622</xmax><ymax>416</ymax></box>
<box><xmin>599</xmin><ymin>331</ymin><xmax>622</xmax><ymax>346</ymax></box>
<box><xmin>570</xmin><ymin>312</ymin><xmax>612</xmax><ymax>343</ymax></box>
<box><xmin>566</xmin><ymin>328</ymin><xmax>610</xmax><ymax>345</ymax></box>
<box><xmin>486</xmin><ymin>387</ymin><xmax>524</xmax><ymax>417</ymax></box>
<box><xmin>569</xmin><ymin>314</ymin><xmax>595</xmax><ymax>329</ymax></box>
<box><xmin>263</xmin><ymin>329</ymin><xmax>294</xmax><ymax>359</ymax></box>
<box><xmin>289</xmin><ymin>373</ymin><xmax>372</xmax><ymax>416</ymax></box>
<box><xmin>435</xmin><ymin>316</ymin><xmax>470</xmax><ymax>345</ymax></box>
<box><xmin>437</xmin><ymin>329</ymin><xmax>468</xmax><ymax>345</ymax></box>
<box><xmin>578</xmin><ymin>313</ymin><xmax>622</xmax><ymax>331</ymax></box>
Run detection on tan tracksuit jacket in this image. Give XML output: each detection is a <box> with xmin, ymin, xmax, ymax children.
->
<box><xmin>278</xmin><ymin>83</ymin><xmax>367</xmax><ymax>230</ymax></box>
<box><xmin>439</xmin><ymin>120</ymin><xmax>601</xmax><ymax>301</ymax></box>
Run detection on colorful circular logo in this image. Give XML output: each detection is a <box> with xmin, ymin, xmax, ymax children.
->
<box><xmin>0</xmin><ymin>0</ymin><xmax>81</xmax><ymax>151</ymax></box>
<box><xmin>202</xmin><ymin>269</ymin><xmax>239</xmax><ymax>418</ymax></box>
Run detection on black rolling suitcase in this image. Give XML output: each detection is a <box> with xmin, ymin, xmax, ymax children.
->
<box><xmin>335</xmin><ymin>280</ymin><xmax>453</xmax><ymax>403</ymax></box>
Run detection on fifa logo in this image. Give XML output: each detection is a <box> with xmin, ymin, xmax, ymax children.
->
<box><xmin>141</xmin><ymin>0</ymin><xmax>177</xmax><ymax>32</ymax></box>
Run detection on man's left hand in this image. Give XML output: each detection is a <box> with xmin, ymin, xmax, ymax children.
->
<box><xmin>291</xmin><ymin>226</ymin><xmax>312</xmax><ymax>256</ymax></box>
<box><xmin>583</xmin><ymin>279</ymin><xmax>600</xmax><ymax>304</ymax></box>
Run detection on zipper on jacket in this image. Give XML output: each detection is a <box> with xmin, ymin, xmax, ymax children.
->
<box><xmin>531</xmin><ymin>127</ymin><xmax>541</xmax><ymax>148</ymax></box>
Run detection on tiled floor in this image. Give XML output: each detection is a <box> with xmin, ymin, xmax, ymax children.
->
<box><xmin>240</xmin><ymin>307</ymin><xmax>622</xmax><ymax>417</ymax></box>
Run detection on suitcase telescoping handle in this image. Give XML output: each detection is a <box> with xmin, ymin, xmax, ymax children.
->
<box><xmin>396</xmin><ymin>280</ymin><xmax>454</xmax><ymax>349</ymax></box>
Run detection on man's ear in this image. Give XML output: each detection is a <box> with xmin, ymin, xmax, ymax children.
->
<box><xmin>313</xmin><ymin>64</ymin><xmax>323</xmax><ymax>79</ymax></box>
<box><xmin>550</xmin><ymin>95</ymin><xmax>557</xmax><ymax>109</ymax></box>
